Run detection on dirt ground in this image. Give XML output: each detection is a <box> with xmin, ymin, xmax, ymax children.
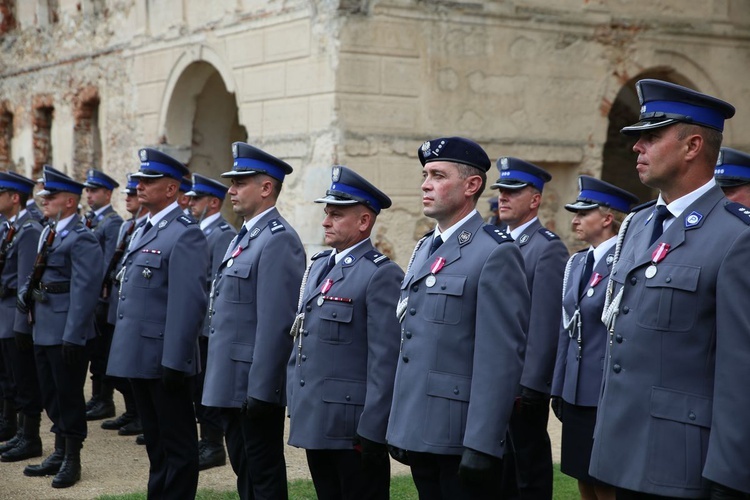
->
<box><xmin>0</xmin><ymin>390</ymin><xmax>561</xmax><ymax>500</ymax></box>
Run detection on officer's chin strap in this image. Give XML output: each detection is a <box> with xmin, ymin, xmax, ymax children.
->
<box><xmin>601</xmin><ymin>211</ymin><xmax>635</xmax><ymax>349</ymax></box>
<box><xmin>396</xmin><ymin>234</ymin><xmax>430</xmax><ymax>323</ymax></box>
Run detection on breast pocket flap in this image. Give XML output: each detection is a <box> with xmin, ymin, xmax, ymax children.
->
<box><xmin>644</xmin><ymin>264</ymin><xmax>699</xmax><ymax>292</ymax></box>
<box><xmin>134</xmin><ymin>253</ymin><xmax>163</xmax><ymax>269</ymax></box>
<box><xmin>229</xmin><ymin>342</ymin><xmax>254</xmax><ymax>363</ymax></box>
<box><xmin>226</xmin><ymin>263</ymin><xmax>252</xmax><ymax>279</ymax></box>
<box><xmin>425</xmin><ymin>275</ymin><xmax>466</xmax><ymax>296</ymax></box>
<box><xmin>322</xmin><ymin>378</ymin><xmax>366</xmax><ymax>405</ymax></box>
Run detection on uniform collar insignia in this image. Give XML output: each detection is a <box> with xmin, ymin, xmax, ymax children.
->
<box><xmin>158</xmin><ymin>219</ymin><xmax>168</xmax><ymax>229</ymax></box>
<box><xmin>458</xmin><ymin>230</ymin><xmax>471</xmax><ymax>245</ymax></box>
<box><xmin>684</xmin><ymin>210</ymin><xmax>703</xmax><ymax>228</ymax></box>
<box><xmin>519</xmin><ymin>234</ymin><xmax>530</xmax><ymax>244</ymax></box>
<box><xmin>250</xmin><ymin>227</ymin><xmax>261</xmax><ymax>238</ymax></box>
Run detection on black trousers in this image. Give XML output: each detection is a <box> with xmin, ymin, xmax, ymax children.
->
<box><xmin>89</xmin><ymin>303</ymin><xmax>113</xmax><ymax>377</ymax></box>
<box><xmin>222</xmin><ymin>406</ymin><xmax>288</xmax><ymax>500</ymax></box>
<box><xmin>0</xmin><ymin>338</ymin><xmax>42</xmax><ymax>415</ymax></box>
<box><xmin>306</xmin><ymin>448</ymin><xmax>390</xmax><ymax>500</ymax></box>
<box><xmin>502</xmin><ymin>397</ymin><xmax>553</xmax><ymax>500</ymax></box>
<box><xmin>34</xmin><ymin>344</ymin><xmax>89</xmax><ymax>440</ymax></box>
<box><xmin>409</xmin><ymin>451</ymin><xmax>502</xmax><ymax>500</ymax></box>
<box><xmin>193</xmin><ymin>336</ymin><xmax>222</xmax><ymax>432</ymax></box>
<box><xmin>131</xmin><ymin>377</ymin><xmax>199</xmax><ymax>500</ymax></box>
<box><xmin>616</xmin><ymin>488</ymin><xmax>699</xmax><ymax>500</ymax></box>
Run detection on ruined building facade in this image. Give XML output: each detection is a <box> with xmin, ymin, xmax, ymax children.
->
<box><xmin>1</xmin><ymin>0</ymin><xmax>749</xmax><ymax>263</ymax></box>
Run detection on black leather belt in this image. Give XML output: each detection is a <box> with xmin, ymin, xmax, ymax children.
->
<box><xmin>40</xmin><ymin>282</ymin><xmax>70</xmax><ymax>294</ymax></box>
<box><xmin>0</xmin><ymin>286</ymin><xmax>17</xmax><ymax>299</ymax></box>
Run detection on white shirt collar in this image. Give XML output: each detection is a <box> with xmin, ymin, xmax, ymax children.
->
<box><xmin>657</xmin><ymin>179</ymin><xmax>715</xmax><ymax>230</ymax></box>
<box><xmin>9</xmin><ymin>209</ymin><xmax>27</xmax><ymax>223</ymax></box>
<box><xmin>591</xmin><ymin>235</ymin><xmax>617</xmax><ymax>266</ymax></box>
<box><xmin>200</xmin><ymin>212</ymin><xmax>221</xmax><ymax>231</ymax></box>
<box><xmin>434</xmin><ymin>209</ymin><xmax>478</xmax><ymax>244</ymax></box>
<box><xmin>146</xmin><ymin>201</ymin><xmax>179</xmax><ymax>228</ymax></box>
<box><xmin>243</xmin><ymin>206</ymin><xmax>276</xmax><ymax>232</ymax></box>
<box><xmin>509</xmin><ymin>216</ymin><xmax>538</xmax><ymax>241</ymax></box>
<box><xmin>331</xmin><ymin>238</ymin><xmax>370</xmax><ymax>264</ymax></box>
<box><xmin>94</xmin><ymin>204</ymin><xmax>111</xmax><ymax>217</ymax></box>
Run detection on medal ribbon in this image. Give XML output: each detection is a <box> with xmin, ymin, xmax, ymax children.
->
<box><xmin>321</xmin><ymin>278</ymin><xmax>334</xmax><ymax>295</ymax></box>
<box><xmin>430</xmin><ymin>257</ymin><xmax>446</xmax><ymax>275</ymax></box>
<box><xmin>589</xmin><ymin>272</ymin><xmax>603</xmax><ymax>288</ymax></box>
<box><xmin>231</xmin><ymin>245</ymin><xmax>243</xmax><ymax>258</ymax></box>
<box><xmin>651</xmin><ymin>242</ymin><xmax>670</xmax><ymax>264</ymax></box>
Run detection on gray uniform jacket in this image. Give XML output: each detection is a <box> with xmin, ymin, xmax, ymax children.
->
<box><xmin>552</xmin><ymin>243</ymin><xmax>614</xmax><ymax>407</ymax></box>
<box><xmin>590</xmin><ymin>186</ymin><xmax>750</xmax><ymax>496</ymax></box>
<box><xmin>1</xmin><ymin>213</ymin><xmax>42</xmax><ymax>337</ymax></box>
<box><xmin>514</xmin><ymin>219</ymin><xmax>569</xmax><ymax>395</ymax></box>
<box><xmin>90</xmin><ymin>206</ymin><xmax>124</xmax><ymax>277</ymax></box>
<box><xmin>287</xmin><ymin>240</ymin><xmax>403</xmax><ymax>449</ymax></box>
<box><xmin>386</xmin><ymin>213</ymin><xmax>529</xmax><ymax>458</ymax></box>
<box><xmin>107</xmin><ymin>207</ymin><xmax>208</xmax><ymax>379</ymax></box>
<box><xmin>202</xmin><ymin>208</ymin><xmax>305</xmax><ymax>408</ymax></box>
<box><xmin>200</xmin><ymin>216</ymin><xmax>237</xmax><ymax>338</ymax></box>
<box><xmin>26</xmin><ymin>217</ymin><xmax>103</xmax><ymax>346</ymax></box>
<box><xmin>106</xmin><ymin>217</ymin><xmax>145</xmax><ymax>326</ymax></box>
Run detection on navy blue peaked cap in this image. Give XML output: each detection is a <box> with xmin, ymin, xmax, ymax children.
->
<box><xmin>222</xmin><ymin>142</ymin><xmax>293</xmax><ymax>182</ymax></box>
<box><xmin>121</xmin><ymin>173</ymin><xmax>138</xmax><ymax>195</ymax></box>
<box><xmin>179</xmin><ymin>177</ymin><xmax>192</xmax><ymax>193</ymax></box>
<box><xmin>315</xmin><ymin>165</ymin><xmax>391</xmax><ymax>214</ymax></box>
<box><xmin>132</xmin><ymin>148</ymin><xmax>189</xmax><ymax>181</ymax></box>
<box><xmin>84</xmin><ymin>169</ymin><xmax>119</xmax><ymax>190</ymax></box>
<box><xmin>39</xmin><ymin>165</ymin><xmax>85</xmax><ymax>196</ymax></box>
<box><xmin>186</xmin><ymin>173</ymin><xmax>229</xmax><ymax>200</ymax></box>
<box><xmin>715</xmin><ymin>147</ymin><xmax>750</xmax><ymax>188</ymax></box>
<box><xmin>0</xmin><ymin>171</ymin><xmax>36</xmax><ymax>194</ymax></box>
<box><xmin>418</xmin><ymin>137</ymin><xmax>491</xmax><ymax>172</ymax></box>
<box><xmin>565</xmin><ymin>175</ymin><xmax>639</xmax><ymax>213</ymax></box>
<box><xmin>621</xmin><ymin>79</ymin><xmax>735</xmax><ymax>135</ymax></box>
<box><xmin>491</xmin><ymin>157</ymin><xmax>551</xmax><ymax>192</ymax></box>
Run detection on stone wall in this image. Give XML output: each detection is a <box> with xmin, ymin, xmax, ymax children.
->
<box><xmin>1</xmin><ymin>0</ymin><xmax>748</xmax><ymax>265</ymax></box>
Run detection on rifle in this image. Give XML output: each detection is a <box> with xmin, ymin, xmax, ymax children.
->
<box><xmin>21</xmin><ymin>210</ymin><xmax>61</xmax><ymax>325</ymax></box>
<box><xmin>0</xmin><ymin>221</ymin><xmax>16</xmax><ymax>279</ymax></box>
<box><xmin>101</xmin><ymin>207</ymin><xmax>142</xmax><ymax>299</ymax></box>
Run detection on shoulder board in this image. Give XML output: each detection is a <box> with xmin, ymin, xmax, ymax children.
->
<box><xmin>268</xmin><ymin>219</ymin><xmax>286</xmax><ymax>233</ymax></box>
<box><xmin>23</xmin><ymin>222</ymin><xmax>32</xmax><ymax>229</ymax></box>
<box><xmin>538</xmin><ymin>227</ymin><xmax>560</xmax><ymax>241</ymax></box>
<box><xmin>177</xmin><ymin>215</ymin><xmax>196</xmax><ymax>226</ymax></box>
<box><xmin>74</xmin><ymin>226</ymin><xmax>88</xmax><ymax>233</ymax></box>
<box><xmin>363</xmin><ymin>249</ymin><xmax>390</xmax><ymax>266</ymax></box>
<box><xmin>724</xmin><ymin>202</ymin><xmax>750</xmax><ymax>225</ymax></box>
<box><xmin>219</xmin><ymin>223</ymin><xmax>232</xmax><ymax>231</ymax></box>
<box><xmin>311</xmin><ymin>249</ymin><xmax>333</xmax><ymax>260</ymax></box>
<box><xmin>631</xmin><ymin>199</ymin><xmax>657</xmax><ymax>213</ymax></box>
<box><xmin>483</xmin><ymin>225</ymin><xmax>513</xmax><ymax>244</ymax></box>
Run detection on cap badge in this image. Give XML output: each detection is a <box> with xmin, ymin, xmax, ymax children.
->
<box><xmin>158</xmin><ymin>220</ymin><xmax>168</xmax><ymax>229</ymax></box>
<box><xmin>139</xmin><ymin>149</ymin><xmax>148</xmax><ymax>162</ymax></box>
<box><xmin>684</xmin><ymin>211</ymin><xmax>703</xmax><ymax>228</ymax></box>
<box><xmin>421</xmin><ymin>141</ymin><xmax>432</xmax><ymax>158</ymax></box>
<box><xmin>458</xmin><ymin>230</ymin><xmax>471</xmax><ymax>245</ymax></box>
<box><xmin>716</xmin><ymin>150</ymin><xmax>724</xmax><ymax>166</ymax></box>
<box><xmin>332</xmin><ymin>166</ymin><xmax>341</xmax><ymax>182</ymax></box>
<box><xmin>500</xmin><ymin>157</ymin><xmax>509</xmax><ymax>170</ymax></box>
<box><xmin>636</xmin><ymin>83</ymin><xmax>644</xmax><ymax>105</ymax></box>
<box><xmin>232</xmin><ymin>143</ymin><xmax>238</xmax><ymax>158</ymax></box>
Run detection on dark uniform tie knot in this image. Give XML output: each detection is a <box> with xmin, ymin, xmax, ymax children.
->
<box><xmin>649</xmin><ymin>205</ymin><xmax>672</xmax><ymax>246</ymax></box>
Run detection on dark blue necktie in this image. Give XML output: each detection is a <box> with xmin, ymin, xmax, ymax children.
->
<box><xmin>580</xmin><ymin>250</ymin><xmax>595</xmax><ymax>294</ymax></box>
<box><xmin>649</xmin><ymin>205</ymin><xmax>672</xmax><ymax>246</ymax></box>
<box><xmin>232</xmin><ymin>226</ymin><xmax>248</xmax><ymax>250</ymax></box>
<box><xmin>317</xmin><ymin>255</ymin><xmax>336</xmax><ymax>286</ymax></box>
<box><xmin>429</xmin><ymin>235</ymin><xmax>444</xmax><ymax>255</ymax></box>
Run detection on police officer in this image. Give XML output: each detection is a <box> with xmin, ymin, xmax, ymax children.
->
<box><xmin>185</xmin><ymin>173</ymin><xmax>236</xmax><ymax>471</ymax></box>
<box><xmin>0</xmin><ymin>172</ymin><xmax>44</xmax><ymax>462</ymax></box>
<box><xmin>18</xmin><ymin>166</ymin><xmax>103</xmax><ymax>488</ymax></box>
<box><xmin>106</xmin><ymin>149</ymin><xmax>208</xmax><ymax>499</ymax></box>
<box><xmin>386</xmin><ymin>137</ymin><xmax>530</xmax><ymax>499</ymax></box>
<box><xmin>551</xmin><ymin>176</ymin><xmax>638</xmax><ymax>500</ymax></box>
<box><xmin>590</xmin><ymin>79</ymin><xmax>750</xmax><ymax>498</ymax></box>
<box><xmin>492</xmin><ymin>157</ymin><xmax>569</xmax><ymax>500</ymax></box>
<box><xmin>100</xmin><ymin>174</ymin><xmax>145</xmax><ymax>437</ymax></box>
<box><xmin>202</xmin><ymin>142</ymin><xmax>305</xmax><ymax>500</ymax></box>
<box><xmin>82</xmin><ymin>169</ymin><xmax>123</xmax><ymax>421</ymax></box>
<box><xmin>178</xmin><ymin>176</ymin><xmax>192</xmax><ymax>215</ymax></box>
<box><xmin>715</xmin><ymin>147</ymin><xmax>750</xmax><ymax>207</ymax></box>
<box><xmin>287</xmin><ymin>166</ymin><xmax>403</xmax><ymax>500</ymax></box>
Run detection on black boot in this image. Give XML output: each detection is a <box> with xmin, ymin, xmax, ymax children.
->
<box><xmin>198</xmin><ymin>424</ymin><xmax>227</xmax><ymax>471</ymax></box>
<box><xmin>85</xmin><ymin>377</ymin><xmax>101</xmax><ymax>412</ymax></box>
<box><xmin>1</xmin><ymin>413</ymin><xmax>42</xmax><ymax>462</ymax></box>
<box><xmin>86</xmin><ymin>380</ymin><xmax>115</xmax><ymax>421</ymax></box>
<box><xmin>0</xmin><ymin>413</ymin><xmax>22</xmax><ymax>453</ymax></box>
<box><xmin>118</xmin><ymin>416</ymin><xmax>142</xmax><ymax>436</ymax></box>
<box><xmin>101</xmin><ymin>412</ymin><xmax>135</xmax><ymax>430</ymax></box>
<box><xmin>0</xmin><ymin>401</ymin><xmax>17</xmax><ymax>441</ymax></box>
<box><xmin>51</xmin><ymin>438</ymin><xmax>82</xmax><ymax>488</ymax></box>
<box><xmin>24</xmin><ymin>434</ymin><xmax>64</xmax><ymax>477</ymax></box>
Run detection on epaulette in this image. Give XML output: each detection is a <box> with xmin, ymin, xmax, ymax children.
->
<box><xmin>22</xmin><ymin>222</ymin><xmax>32</xmax><ymax>229</ymax></box>
<box><xmin>177</xmin><ymin>215</ymin><xmax>195</xmax><ymax>226</ymax></box>
<box><xmin>268</xmin><ymin>219</ymin><xmax>286</xmax><ymax>234</ymax></box>
<box><xmin>311</xmin><ymin>249</ymin><xmax>333</xmax><ymax>260</ymax></box>
<box><xmin>483</xmin><ymin>225</ymin><xmax>513</xmax><ymax>244</ymax></box>
<box><xmin>631</xmin><ymin>199</ymin><xmax>657</xmax><ymax>213</ymax></box>
<box><xmin>74</xmin><ymin>226</ymin><xmax>88</xmax><ymax>233</ymax></box>
<box><xmin>538</xmin><ymin>228</ymin><xmax>560</xmax><ymax>241</ymax></box>
<box><xmin>219</xmin><ymin>223</ymin><xmax>232</xmax><ymax>232</ymax></box>
<box><xmin>724</xmin><ymin>202</ymin><xmax>750</xmax><ymax>225</ymax></box>
<box><xmin>364</xmin><ymin>250</ymin><xmax>390</xmax><ymax>266</ymax></box>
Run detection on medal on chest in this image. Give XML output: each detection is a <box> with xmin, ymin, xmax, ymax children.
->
<box><xmin>586</xmin><ymin>272</ymin><xmax>603</xmax><ymax>297</ymax></box>
<box><xmin>645</xmin><ymin>242</ymin><xmax>670</xmax><ymax>279</ymax></box>
<box><xmin>425</xmin><ymin>257</ymin><xmax>446</xmax><ymax>288</ymax></box>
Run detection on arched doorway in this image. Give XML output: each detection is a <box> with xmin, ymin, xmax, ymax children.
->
<box><xmin>161</xmin><ymin>60</ymin><xmax>246</xmax><ymax>226</ymax></box>
<box><xmin>601</xmin><ymin>69</ymin><xmax>698</xmax><ymax>205</ymax></box>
